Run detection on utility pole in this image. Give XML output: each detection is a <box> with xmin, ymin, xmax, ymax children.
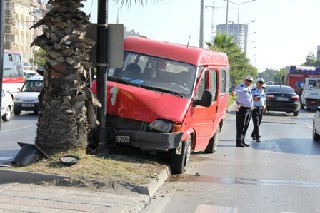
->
<box><xmin>0</xmin><ymin>0</ymin><xmax>5</xmax><ymax>131</ymax></box>
<box><xmin>199</xmin><ymin>0</ymin><xmax>204</xmax><ymax>48</ymax></box>
<box><xmin>225</xmin><ymin>0</ymin><xmax>229</xmax><ymax>35</ymax></box>
<box><xmin>96</xmin><ymin>0</ymin><xmax>109</xmax><ymax>155</ymax></box>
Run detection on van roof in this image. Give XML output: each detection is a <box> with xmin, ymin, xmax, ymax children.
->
<box><xmin>27</xmin><ymin>76</ymin><xmax>43</xmax><ymax>80</ymax></box>
<box><xmin>124</xmin><ymin>37</ymin><xmax>229</xmax><ymax>67</ymax></box>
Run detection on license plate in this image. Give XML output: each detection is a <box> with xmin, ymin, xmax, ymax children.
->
<box><xmin>21</xmin><ymin>103</ymin><xmax>34</xmax><ymax>107</ymax></box>
<box><xmin>115</xmin><ymin>136</ymin><xmax>130</xmax><ymax>143</ymax></box>
<box><xmin>277</xmin><ymin>97</ymin><xmax>288</xmax><ymax>101</ymax></box>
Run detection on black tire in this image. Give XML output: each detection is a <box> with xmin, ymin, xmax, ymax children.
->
<box><xmin>14</xmin><ymin>110</ymin><xmax>21</xmax><ymax>115</ymax></box>
<box><xmin>2</xmin><ymin>106</ymin><xmax>11</xmax><ymax>121</ymax></box>
<box><xmin>313</xmin><ymin>122</ymin><xmax>320</xmax><ymax>141</ymax></box>
<box><xmin>205</xmin><ymin>126</ymin><xmax>221</xmax><ymax>153</ymax></box>
<box><xmin>293</xmin><ymin>110</ymin><xmax>299</xmax><ymax>116</ymax></box>
<box><xmin>170</xmin><ymin>137</ymin><xmax>191</xmax><ymax>174</ymax></box>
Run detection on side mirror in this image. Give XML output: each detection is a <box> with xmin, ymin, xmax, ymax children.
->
<box><xmin>195</xmin><ymin>90</ymin><xmax>212</xmax><ymax>107</ymax></box>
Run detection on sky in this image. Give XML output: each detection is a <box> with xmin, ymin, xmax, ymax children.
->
<box><xmin>82</xmin><ymin>0</ymin><xmax>320</xmax><ymax>72</ymax></box>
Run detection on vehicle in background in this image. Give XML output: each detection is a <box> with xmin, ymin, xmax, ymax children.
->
<box><xmin>313</xmin><ymin>107</ymin><xmax>320</xmax><ymax>141</ymax></box>
<box><xmin>283</xmin><ymin>66</ymin><xmax>320</xmax><ymax>98</ymax></box>
<box><xmin>90</xmin><ymin>36</ymin><xmax>230</xmax><ymax>174</ymax></box>
<box><xmin>23</xmin><ymin>70</ymin><xmax>38</xmax><ymax>80</ymax></box>
<box><xmin>300</xmin><ymin>77</ymin><xmax>320</xmax><ymax>110</ymax></box>
<box><xmin>2</xmin><ymin>49</ymin><xmax>24</xmax><ymax>96</ymax></box>
<box><xmin>265</xmin><ymin>85</ymin><xmax>300</xmax><ymax>116</ymax></box>
<box><xmin>1</xmin><ymin>89</ymin><xmax>14</xmax><ymax>121</ymax></box>
<box><xmin>13</xmin><ymin>76</ymin><xmax>44</xmax><ymax>115</ymax></box>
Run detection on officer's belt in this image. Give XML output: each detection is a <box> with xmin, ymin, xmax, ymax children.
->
<box><xmin>254</xmin><ymin>106</ymin><xmax>264</xmax><ymax>109</ymax></box>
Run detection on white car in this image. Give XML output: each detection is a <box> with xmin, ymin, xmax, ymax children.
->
<box><xmin>14</xmin><ymin>76</ymin><xmax>44</xmax><ymax>115</ymax></box>
<box><xmin>1</xmin><ymin>89</ymin><xmax>14</xmax><ymax>121</ymax></box>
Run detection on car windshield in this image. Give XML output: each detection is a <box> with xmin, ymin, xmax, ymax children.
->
<box><xmin>21</xmin><ymin>80</ymin><xmax>44</xmax><ymax>92</ymax></box>
<box><xmin>107</xmin><ymin>51</ymin><xmax>197</xmax><ymax>98</ymax></box>
<box><xmin>266</xmin><ymin>86</ymin><xmax>294</xmax><ymax>94</ymax></box>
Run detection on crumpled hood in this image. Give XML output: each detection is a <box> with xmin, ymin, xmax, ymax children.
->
<box><xmin>106</xmin><ymin>82</ymin><xmax>190</xmax><ymax>123</ymax></box>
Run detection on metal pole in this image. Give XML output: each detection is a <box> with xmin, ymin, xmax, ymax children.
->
<box><xmin>199</xmin><ymin>0</ymin><xmax>204</xmax><ymax>48</ymax></box>
<box><xmin>237</xmin><ymin>5</ymin><xmax>240</xmax><ymax>46</ymax></box>
<box><xmin>96</xmin><ymin>0</ymin><xmax>109</xmax><ymax>155</ymax></box>
<box><xmin>0</xmin><ymin>0</ymin><xmax>5</xmax><ymax>131</ymax></box>
<box><xmin>226</xmin><ymin>0</ymin><xmax>229</xmax><ymax>35</ymax></box>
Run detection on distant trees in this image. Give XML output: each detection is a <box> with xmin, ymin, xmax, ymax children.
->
<box><xmin>207</xmin><ymin>33</ymin><xmax>258</xmax><ymax>89</ymax></box>
<box><xmin>302</xmin><ymin>51</ymin><xmax>320</xmax><ymax>66</ymax></box>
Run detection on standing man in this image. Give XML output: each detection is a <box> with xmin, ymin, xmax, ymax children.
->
<box><xmin>232</xmin><ymin>76</ymin><xmax>253</xmax><ymax>147</ymax></box>
<box><xmin>251</xmin><ymin>78</ymin><xmax>266</xmax><ymax>142</ymax></box>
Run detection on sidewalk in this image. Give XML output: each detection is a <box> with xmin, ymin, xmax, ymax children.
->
<box><xmin>0</xmin><ymin>167</ymin><xmax>171</xmax><ymax>212</ymax></box>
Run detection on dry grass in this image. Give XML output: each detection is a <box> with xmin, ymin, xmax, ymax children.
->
<box><xmin>14</xmin><ymin>146</ymin><xmax>168</xmax><ymax>188</ymax></box>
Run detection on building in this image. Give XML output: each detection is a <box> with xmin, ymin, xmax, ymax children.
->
<box><xmin>216</xmin><ymin>23</ymin><xmax>249</xmax><ymax>54</ymax></box>
<box><xmin>317</xmin><ymin>45</ymin><xmax>320</xmax><ymax>59</ymax></box>
<box><xmin>3</xmin><ymin>0</ymin><xmax>47</xmax><ymax>64</ymax></box>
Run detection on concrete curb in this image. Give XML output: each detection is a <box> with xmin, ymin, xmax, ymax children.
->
<box><xmin>0</xmin><ymin>165</ymin><xmax>171</xmax><ymax>198</ymax></box>
<box><xmin>135</xmin><ymin>166</ymin><xmax>171</xmax><ymax>197</ymax></box>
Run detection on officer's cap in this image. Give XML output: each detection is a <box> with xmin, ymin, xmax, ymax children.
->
<box><xmin>256</xmin><ymin>78</ymin><xmax>265</xmax><ymax>83</ymax></box>
<box><xmin>244</xmin><ymin>76</ymin><xmax>253</xmax><ymax>81</ymax></box>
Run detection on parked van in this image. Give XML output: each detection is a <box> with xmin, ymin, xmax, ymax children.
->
<box><xmin>301</xmin><ymin>77</ymin><xmax>320</xmax><ymax>110</ymax></box>
<box><xmin>91</xmin><ymin>37</ymin><xmax>230</xmax><ymax>174</ymax></box>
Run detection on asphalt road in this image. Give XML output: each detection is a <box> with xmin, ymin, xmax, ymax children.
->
<box><xmin>144</xmin><ymin>110</ymin><xmax>320</xmax><ymax>213</ymax></box>
<box><xmin>0</xmin><ymin>112</ymin><xmax>37</xmax><ymax>165</ymax></box>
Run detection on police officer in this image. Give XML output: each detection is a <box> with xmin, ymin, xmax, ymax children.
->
<box><xmin>251</xmin><ymin>78</ymin><xmax>266</xmax><ymax>142</ymax></box>
<box><xmin>232</xmin><ymin>76</ymin><xmax>253</xmax><ymax>147</ymax></box>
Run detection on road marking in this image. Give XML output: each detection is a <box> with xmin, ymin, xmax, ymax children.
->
<box><xmin>195</xmin><ymin>204</ymin><xmax>238</xmax><ymax>213</ymax></box>
<box><xmin>0</xmin><ymin>125</ymin><xmax>35</xmax><ymax>133</ymax></box>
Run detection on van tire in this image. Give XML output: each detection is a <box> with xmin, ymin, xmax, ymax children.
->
<box><xmin>170</xmin><ymin>138</ymin><xmax>191</xmax><ymax>174</ymax></box>
<box><xmin>205</xmin><ymin>126</ymin><xmax>221</xmax><ymax>153</ymax></box>
<box><xmin>14</xmin><ymin>110</ymin><xmax>21</xmax><ymax>115</ymax></box>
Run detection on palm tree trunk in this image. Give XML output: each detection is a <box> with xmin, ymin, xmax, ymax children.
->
<box><xmin>31</xmin><ymin>0</ymin><xmax>98</xmax><ymax>155</ymax></box>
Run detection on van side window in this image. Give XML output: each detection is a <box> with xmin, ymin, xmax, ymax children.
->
<box><xmin>196</xmin><ymin>73</ymin><xmax>206</xmax><ymax>100</ymax></box>
<box><xmin>209</xmin><ymin>70</ymin><xmax>217</xmax><ymax>101</ymax></box>
<box><xmin>220</xmin><ymin>69</ymin><xmax>229</xmax><ymax>95</ymax></box>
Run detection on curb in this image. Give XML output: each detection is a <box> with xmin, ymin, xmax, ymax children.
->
<box><xmin>135</xmin><ymin>166</ymin><xmax>171</xmax><ymax>197</ymax></box>
<box><xmin>0</xmin><ymin>165</ymin><xmax>171</xmax><ymax>197</ymax></box>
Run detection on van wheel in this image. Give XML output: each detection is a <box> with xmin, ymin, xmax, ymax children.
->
<box><xmin>313</xmin><ymin>123</ymin><xmax>320</xmax><ymax>141</ymax></box>
<box><xmin>170</xmin><ymin>137</ymin><xmax>191</xmax><ymax>174</ymax></box>
<box><xmin>205</xmin><ymin>126</ymin><xmax>221</xmax><ymax>153</ymax></box>
<box><xmin>2</xmin><ymin>107</ymin><xmax>11</xmax><ymax>121</ymax></box>
<box><xmin>14</xmin><ymin>110</ymin><xmax>21</xmax><ymax>115</ymax></box>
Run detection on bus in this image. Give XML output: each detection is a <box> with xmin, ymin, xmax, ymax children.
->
<box><xmin>2</xmin><ymin>49</ymin><xmax>24</xmax><ymax>96</ymax></box>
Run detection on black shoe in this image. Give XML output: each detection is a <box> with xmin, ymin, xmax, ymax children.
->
<box><xmin>236</xmin><ymin>144</ymin><xmax>245</xmax><ymax>147</ymax></box>
<box><xmin>252</xmin><ymin>136</ymin><xmax>256</xmax><ymax>140</ymax></box>
<box><xmin>242</xmin><ymin>142</ymin><xmax>250</xmax><ymax>147</ymax></box>
<box><xmin>256</xmin><ymin>139</ymin><xmax>261</xmax><ymax>142</ymax></box>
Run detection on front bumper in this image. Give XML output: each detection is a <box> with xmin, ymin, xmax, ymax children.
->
<box><xmin>111</xmin><ymin>130</ymin><xmax>183</xmax><ymax>151</ymax></box>
<box><xmin>14</xmin><ymin>103</ymin><xmax>40</xmax><ymax>111</ymax></box>
<box><xmin>266</xmin><ymin>102</ymin><xmax>300</xmax><ymax>112</ymax></box>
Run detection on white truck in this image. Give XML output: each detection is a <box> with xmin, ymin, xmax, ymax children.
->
<box><xmin>301</xmin><ymin>77</ymin><xmax>320</xmax><ymax>111</ymax></box>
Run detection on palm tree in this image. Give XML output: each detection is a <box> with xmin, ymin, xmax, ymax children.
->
<box><xmin>207</xmin><ymin>33</ymin><xmax>257</xmax><ymax>89</ymax></box>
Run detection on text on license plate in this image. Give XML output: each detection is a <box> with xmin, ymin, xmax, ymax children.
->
<box><xmin>21</xmin><ymin>103</ymin><xmax>34</xmax><ymax>107</ymax></box>
<box><xmin>277</xmin><ymin>97</ymin><xmax>288</xmax><ymax>101</ymax></box>
<box><xmin>116</xmin><ymin>136</ymin><xmax>130</xmax><ymax>143</ymax></box>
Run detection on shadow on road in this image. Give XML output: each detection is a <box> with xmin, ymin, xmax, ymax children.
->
<box><xmin>250</xmin><ymin>138</ymin><xmax>320</xmax><ymax>155</ymax></box>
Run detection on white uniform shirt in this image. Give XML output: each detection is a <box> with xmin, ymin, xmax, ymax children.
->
<box><xmin>234</xmin><ymin>83</ymin><xmax>253</xmax><ymax>108</ymax></box>
<box><xmin>252</xmin><ymin>86</ymin><xmax>266</xmax><ymax>107</ymax></box>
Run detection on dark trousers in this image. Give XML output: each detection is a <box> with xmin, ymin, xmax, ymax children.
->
<box><xmin>251</xmin><ymin>107</ymin><xmax>263</xmax><ymax>139</ymax></box>
<box><xmin>236</xmin><ymin>107</ymin><xmax>252</xmax><ymax>145</ymax></box>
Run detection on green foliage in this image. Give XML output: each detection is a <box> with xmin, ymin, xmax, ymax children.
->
<box><xmin>207</xmin><ymin>33</ymin><xmax>258</xmax><ymax>89</ymax></box>
<box><xmin>259</xmin><ymin>67</ymin><xmax>287</xmax><ymax>85</ymax></box>
<box><xmin>33</xmin><ymin>48</ymin><xmax>46</xmax><ymax>67</ymax></box>
<box><xmin>302</xmin><ymin>51</ymin><xmax>320</xmax><ymax>66</ymax></box>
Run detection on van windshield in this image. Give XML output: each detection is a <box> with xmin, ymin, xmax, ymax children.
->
<box><xmin>21</xmin><ymin>80</ymin><xmax>44</xmax><ymax>92</ymax></box>
<box><xmin>107</xmin><ymin>51</ymin><xmax>197</xmax><ymax>98</ymax></box>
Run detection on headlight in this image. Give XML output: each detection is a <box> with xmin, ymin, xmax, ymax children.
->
<box><xmin>149</xmin><ymin>120</ymin><xmax>173</xmax><ymax>133</ymax></box>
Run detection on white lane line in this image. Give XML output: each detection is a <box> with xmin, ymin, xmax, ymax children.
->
<box><xmin>0</xmin><ymin>125</ymin><xmax>35</xmax><ymax>133</ymax></box>
<box><xmin>195</xmin><ymin>204</ymin><xmax>238</xmax><ymax>213</ymax></box>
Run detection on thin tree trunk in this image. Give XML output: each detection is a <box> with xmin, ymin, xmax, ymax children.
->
<box><xmin>31</xmin><ymin>0</ymin><xmax>98</xmax><ymax>155</ymax></box>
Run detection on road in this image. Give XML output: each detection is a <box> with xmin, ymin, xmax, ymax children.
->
<box><xmin>144</xmin><ymin>110</ymin><xmax>320</xmax><ymax>213</ymax></box>
<box><xmin>0</xmin><ymin>112</ymin><xmax>37</xmax><ymax>165</ymax></box>
<box><xmin>1</xmin><ymin>110</ymin><xmax>320</xmax><ymax>212</ymax></box>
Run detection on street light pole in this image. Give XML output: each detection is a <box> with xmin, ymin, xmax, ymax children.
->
<box><xmin>0</xmin><ymin>0</ymin><xmax>4</xmax><ymax>131</ymax></box>
<box><xmin>199</xmin><ymin>0</ymin><xmax>204</xmax><ymax>48</ymax></box>
<box><xmin>225</xmin><ymin>0</ymin><xmax>229</xmax><ymax>35</ymax></box>
<box><xmin>96</xmin><ymin>0</ymin><xmax>109</xmax><ymax>154</ymax></box>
